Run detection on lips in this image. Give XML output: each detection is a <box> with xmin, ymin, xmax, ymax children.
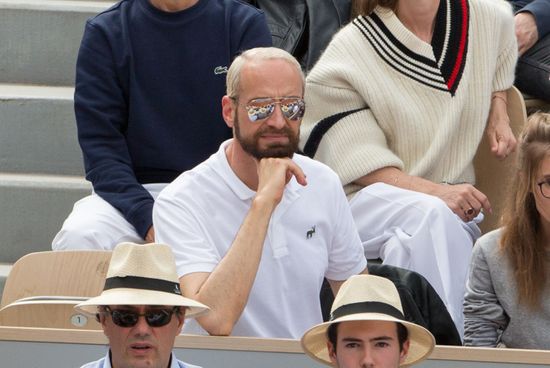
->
<box><xmin>262</xmin><ymin>134</ymin><xmax>288</xmax><ymax>139</ymax></box>
<box><xmin>129</xmin><ymin>342</ymin><xmax>154</xmax><ymax>354</ymax></box>
<box><xmin>260</xmin><ymin>130</ymin><xmax>290</xmax><ymax>140</ymax></box>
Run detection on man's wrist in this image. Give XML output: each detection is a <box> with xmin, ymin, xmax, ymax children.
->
<box><xmin>251</xmin><ymin>195</ymin><xmax>278</xmax><ymax>214</ymax></box>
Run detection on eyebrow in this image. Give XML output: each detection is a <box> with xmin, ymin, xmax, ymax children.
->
<box><xmin>340</xmin><ymin>336</ymin><xmax>394</xmax><ymax>343</ymax></box>
<box><xmin>370</xmin><ymin>336</ymin><xmax>393</xmax><ymax>342</ymax></box>
<box><xmin>341</xmin><ymin>337</ymin><xmax>363</xmax><ymax>343</ymax></box>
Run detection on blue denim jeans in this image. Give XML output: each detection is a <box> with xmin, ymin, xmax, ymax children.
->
<box><xmin>515</xmin><ymin>32</ymin><xmax>550</xmax><ymax>102</ymax></box>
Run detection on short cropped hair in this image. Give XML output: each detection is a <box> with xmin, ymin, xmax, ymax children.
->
<box><xmin>226</xmin><ymin>47</ymin><xmax>305</xmax><ymax>99</ymax></box>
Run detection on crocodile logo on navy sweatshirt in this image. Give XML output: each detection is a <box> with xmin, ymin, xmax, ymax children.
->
<box><xmin>214</xmin><ymin>66</ymin><xmax>228</xmax><ymax>75</ymax></box>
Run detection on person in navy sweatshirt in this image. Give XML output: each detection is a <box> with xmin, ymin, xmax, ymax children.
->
<box><xmin>52</xmin><ymin>0</ymin><xmax>272</xmax><ymax>250</ymax></box>
<box><xmin>508</xmin><ymin>0</ymin><xmax>550</xmax><ymax>101</ymax></box>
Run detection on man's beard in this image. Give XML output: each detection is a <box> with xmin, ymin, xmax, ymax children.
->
<box><xmin>234</xmin><ymin>113</ymin><xmax>299</xmax><ymax>160</ymax></box>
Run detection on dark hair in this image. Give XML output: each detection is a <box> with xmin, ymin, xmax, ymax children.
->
<box><xmin>352</xmin><ymin>0</ymin><xmax>398</xmax><ymax>17</ymax></box>
<box><xmin>327</xmin><ymin>321</ymin><xmax>409</xmax><ymax>351</ymax></box>
<box><xmin>396</xmin><ymin>322</ymin><xmax>409</xmax><ymax>349</ymax></box>
<box><xmin>327</xmin><ymin>322</ymin><xmax>339</xmax><ymax>347</ymax></box>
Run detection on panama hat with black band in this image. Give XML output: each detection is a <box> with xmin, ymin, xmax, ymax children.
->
<box><xmin>76</xmin><ymin>242</ymin><xmax>208</xmax><ymax>318</ymax></box>
<box><xmin>301</xmin><ymin>274</ymin><xmax>435</xmax><ymax>366</ymax></box>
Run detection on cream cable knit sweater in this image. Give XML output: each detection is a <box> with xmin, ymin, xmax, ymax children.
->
<box><xmin>300</xmin><ymin>0</ymin><xmax>517</xmax><ymax>197</ymax></box>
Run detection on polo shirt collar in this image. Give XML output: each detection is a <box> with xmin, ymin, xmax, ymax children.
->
<box><xmin>106</xmin><ymin>351</ymin><xmax>180</xmax><ymax>368</ymax></box>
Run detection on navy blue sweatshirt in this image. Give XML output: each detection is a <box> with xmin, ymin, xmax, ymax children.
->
<box><xmin>75</xmin><ymin>0</ymin><xmax>272</xmax><ymax>237</ymax></box>
<box><xmin>509</xmin><ymin>0</ymin><xmax>550</xmax><ymax>39</ymax></box>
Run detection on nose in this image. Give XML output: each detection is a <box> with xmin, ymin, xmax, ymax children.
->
<box><xmin>132</xmin><ymin>316</ymin><xmax>152</xmax><ymax>336</ymax></box>
<box><xmin>360</xmin><ymin>346</ymin><xmax>375</xmax><ymax>367</ymax></box>
<box><xmin>265</xmin><ymin>103</ymin><xmax>287</xmax><ymax>129</ymax></box>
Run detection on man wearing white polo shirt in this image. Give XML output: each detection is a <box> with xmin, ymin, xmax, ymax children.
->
<box><xmin>153</xmin><ymin>47</ymin><xmax>368</xmax><ymax>339</ymax></box>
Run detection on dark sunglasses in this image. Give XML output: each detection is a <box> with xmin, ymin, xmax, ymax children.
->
<box><xmin>102</xmin><ymin>306</ymin><xmax>179</xmax><ymax>328</ymax></box>
<box><xmin>232</xmin><ymin>96</ymin><xmax>305</xmax><ymax>122</ymax></box>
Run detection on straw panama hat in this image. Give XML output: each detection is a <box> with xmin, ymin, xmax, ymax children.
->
<box><xmin>301</xmin><ymin>274</ymin><xmax>435</xmax><ymax>367</ymax></box>
<box><xmin>75</xmin><ymin>242</ymin><xmax>209</xmax><ymax>318</ymax></box>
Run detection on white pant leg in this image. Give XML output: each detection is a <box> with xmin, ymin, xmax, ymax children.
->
<box><xmin>52</xmin><ymin>183</ymin><xmax>167</xmax><ymax>251</ymax></box>
<box><xmin>350</xmin><ymin>182</ymin><xmax>480</xmax><ymax>339</ymax></box>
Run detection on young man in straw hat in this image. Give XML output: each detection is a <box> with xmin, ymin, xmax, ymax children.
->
<box><xmin>301</xmin><ymin>275</ymin><xmax>435</xmax><ymax>368</ymax></box>
<box><xmin>154</xmin><ymin>47</ymin><xmax>368</xmax><ymax>338</ymax></box>
<box><xmin>76</xmin><ymin>242</ymin><xmax>209</xmax><ymax>368</ymax></box>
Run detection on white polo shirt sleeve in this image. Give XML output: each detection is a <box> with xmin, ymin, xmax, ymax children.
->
<box><xmin>325</xmin><ymin>174</ymin><xmax>367</xmax><ymax>281</ymax></box>
<box><xmin>154</xmin><ymin>176</ymin><xmax>221</xmax><ymax>277</ymax></box>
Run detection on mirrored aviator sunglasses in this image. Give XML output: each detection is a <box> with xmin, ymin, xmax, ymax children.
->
<box><xmin>104</xmin><ymin>306</ymin><xmax>178</xmax><ymax>328</ymax></box>
<box><xmin>244</xmin><ymin>97</ymin><xmax>305</xmax><ymax>122</ymax></box>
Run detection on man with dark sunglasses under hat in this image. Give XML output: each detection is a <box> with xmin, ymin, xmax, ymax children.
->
<box><xmin>76</xmin><ymin>242</ymin><xmax>209</xmax><ymax>368</ymax></box>
<box><xmin>301</xmin><ymin>275</ymin><xmax>435</xmax><ymax>368</ymax></box>
<box><xmin>154</xmin><ymin>47</ymin><xmax>368</xmax><ymax>338</ymax></box>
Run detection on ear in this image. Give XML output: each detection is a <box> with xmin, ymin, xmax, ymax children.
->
<box><xmin>222</xmin><ymin>95</ymin><xmax>236</xmax><ymax>129</ymax></box>
<box><xmin>176</xmin><ymin>308</ymin><xmax>186</xmax><ymax>332</ymax></box>
<box><xmin>399</xmin><ymin>339</ymin><xmax>410</xmax><ymax>364</ymax></box>
<box><xmin>327</xmin><ymin>341</ymin><xmax>338</xmax><ymax>365</ymax></box>
<box><xmin>98</xmin><ymin>313</ymin><xmax>107</xmax><ymax>328</ymax></box>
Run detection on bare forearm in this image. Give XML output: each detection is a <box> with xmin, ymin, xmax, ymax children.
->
<box><xmin>486</xmin><ymin>90</ymin><xmax>516</xmax><ymax>160</ymax></box>
<box><xmin>189</xmin><ymin>197</ymin><xmax>276</xmax><ymax>335</ymax></box>
<box><xmin>353</xmin><ymin>166</ymin><xmax>491</xmax><ymax>221</ymax></box>
<box><xmin>353</xmin><ymin>167</ymin><xmax>440</xmax><ymax>196</ymax></box>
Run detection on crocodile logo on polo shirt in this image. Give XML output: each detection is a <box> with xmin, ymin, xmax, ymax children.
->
<box><xmin>214</xmin><ymin>66</ymin><xmax>228</xmax><ymax>75</ymax></box>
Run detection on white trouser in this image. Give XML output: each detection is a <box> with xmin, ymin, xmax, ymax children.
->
<box><xmin>350</xmin><ymin>183</ymin><xmax>481</xmax><ymax>339</ymax></box>
<box><xmin>52</xmin><ymin>183</ymin><xmax>167</xmax><ymax>251</ymax></box>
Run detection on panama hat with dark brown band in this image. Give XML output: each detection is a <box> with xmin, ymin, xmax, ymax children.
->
<box><xmin>301</xmin><ymin>275</ymin><xmax>435</xmax><ymax>367</ymax></box>
<box><xmin>75</xmin><ymin>242</ymin><xmax>209</xmax><ymax>318</ymax></box>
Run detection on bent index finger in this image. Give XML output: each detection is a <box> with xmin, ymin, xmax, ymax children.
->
<box><xmin>473</xmin><ymin>188</ymin><xmax>492</xmax><ymax>214</ymax></box>
<box><xmin>285</xmin><ymin>160</ymin><xmax>307</xmax><ymax>186</ymax></box>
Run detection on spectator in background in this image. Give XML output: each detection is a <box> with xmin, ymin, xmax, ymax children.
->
<box><xmin>464</xmin><ymin>112</ymin><xmax>550</xmax><ymax>349</ymax></box>
<box><xmin>300</xmin><ymin>0</ymin><xmax>518</xmax><ymax>338</ymax></box>
<box><xmin>244</xmin><ymin>0</ymin><xmax>353</xmax><ymax>72</ymax></box>
<box><xmin>52</xmin><ymin>0</ymin><xmax>271</xmax><ymax>251</ymax></box>
<box><xmin>154</xmin><ymin>47</ymin><xmax>367</xmax><ymax>338</ymax></box>
<box><xmin>508</xmin><ymin>0</ymin><xmax>550</xmax><ymax>101</ymax></box>
<box><xmin>301</xmin><ymin>274</ymin><xmax>435</xmax><ymax>368</ymax></box>
<box><xmin>76</xmin><ymin>242</ymin><xmax>209</xmax><ymax>368</ymax></box>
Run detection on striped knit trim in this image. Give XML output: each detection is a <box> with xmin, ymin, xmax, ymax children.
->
<box><xmin>353</xmin><ymin>0</ymin><xmax>469</xmax><ymax>96</ymax></box>
<box><xmin>302</xmin><ymin>108</ymin><xmax>366</xmax><ymax>158</ymax></box>
<box><xmin>435</xmin><ymin>0</ymin><xmax>470</xmax><ymax>94</ymax></box>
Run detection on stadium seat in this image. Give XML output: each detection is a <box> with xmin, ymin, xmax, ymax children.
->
<box><xmin>0</xmin><ymin>250</ymin><xmax>111</xmax><ymax>329</ymax></box>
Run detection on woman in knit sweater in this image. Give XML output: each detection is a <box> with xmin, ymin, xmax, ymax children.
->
<box><xmin>464</xmin><ymin>112</ymin><xmax>550</xmax><ymax>349</ymax></box>
<box><xmin>299</xmin><ymin>0</ymin><xmax>517</xmax><ymax>338</ymax></box>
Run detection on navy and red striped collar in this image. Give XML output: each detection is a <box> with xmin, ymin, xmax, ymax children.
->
<box><xmin>354</xmin><ymin>0</ymin><xmax>469</xmax><ymax>96</ymax></box>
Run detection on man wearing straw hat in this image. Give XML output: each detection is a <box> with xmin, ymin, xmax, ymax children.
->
<box><xmin>76</xmin><ymin>242</ymin><xmax>209</xmax><ymax>368</ymax></box>
<box><xmin>302</xmin><ymin>275</ymin><xmax>435</xmax><ymax>368</ymax></box>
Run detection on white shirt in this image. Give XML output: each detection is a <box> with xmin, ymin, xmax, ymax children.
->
<box><xmin>80</xmin><ymin>352</ymin><xmax>200</xmax><ymax>368</ymax></box>
<box><xmin>154</xmin><ymin>140</ymin><xmax>366</xmax><ymax>338</ymax></box>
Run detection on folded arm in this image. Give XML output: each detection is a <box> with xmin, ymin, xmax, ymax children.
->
<box><xmin>512</xmin><ymin>0</ymin><xmax>550</xmax><ymax>54</ymax></box>
<box><xmin>76</xmin><ymin>21</ymin><xmax>153</xmax><ymax>238</ymax></box>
